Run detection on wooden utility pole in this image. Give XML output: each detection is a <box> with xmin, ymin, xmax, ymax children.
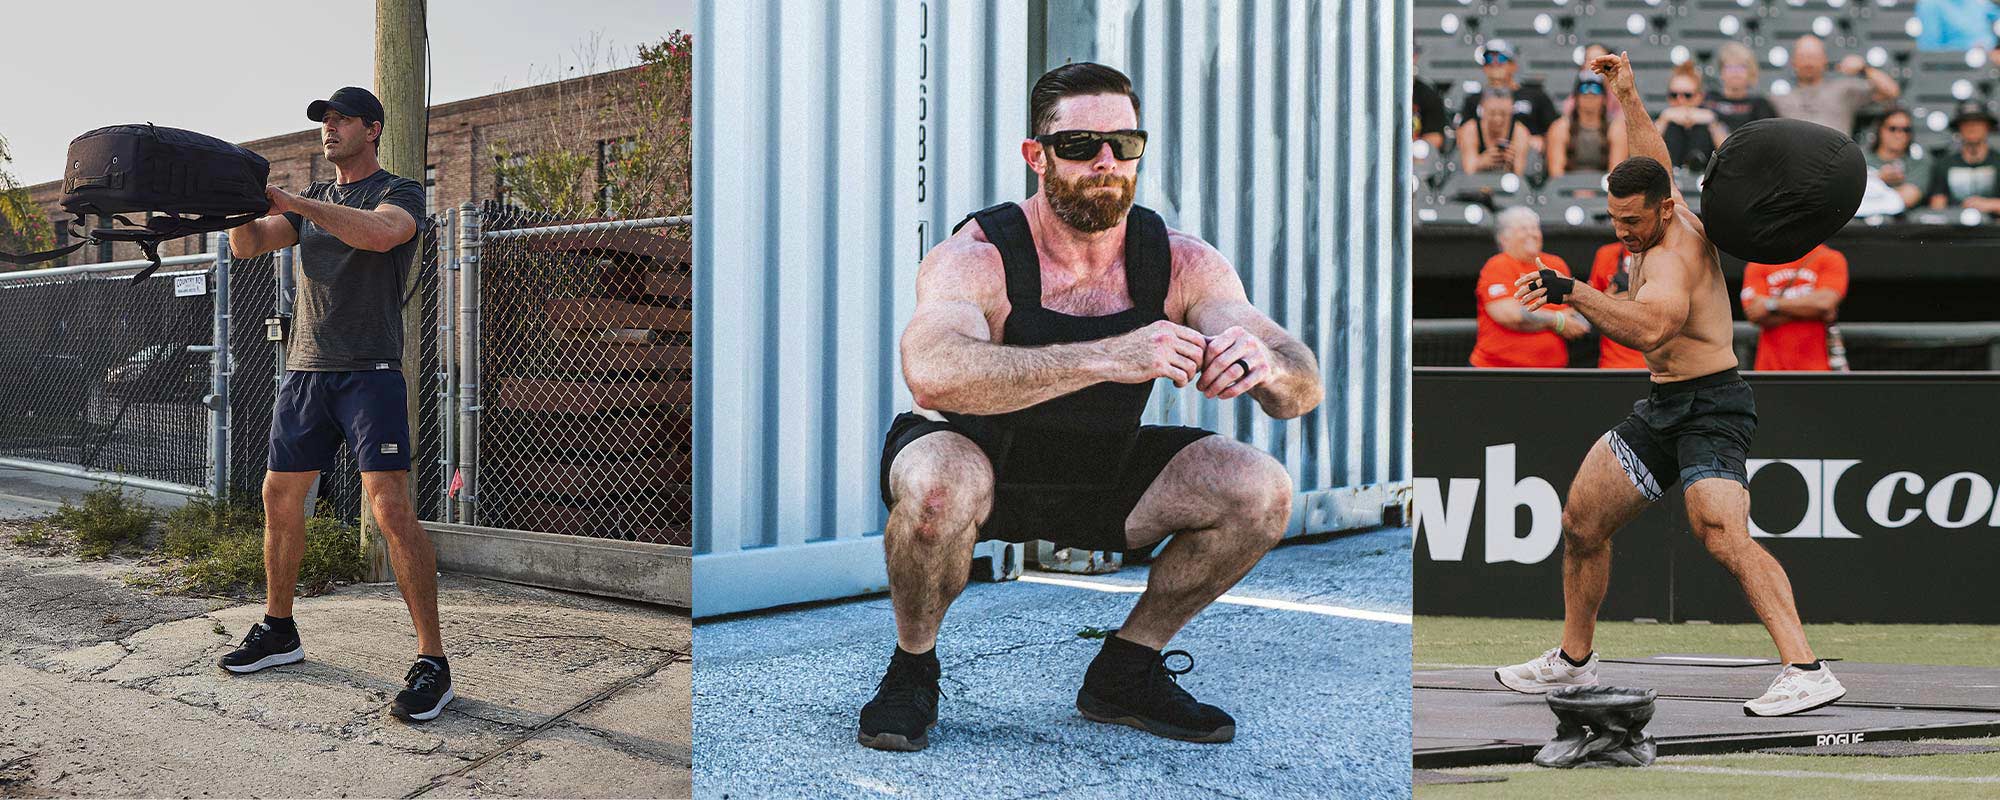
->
<box><xmin>367</xmin><ymin>0</ymin><xmax>427</xmax><ymax>581</ymax></box>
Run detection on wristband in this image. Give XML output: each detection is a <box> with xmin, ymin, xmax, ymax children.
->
<box><xmin>1553</xmin><ymin>312</ymin><xmax>1567</xmax><ymax>334</ymax></box>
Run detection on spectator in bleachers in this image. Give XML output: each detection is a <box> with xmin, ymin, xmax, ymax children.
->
<box><xmin>1564</xmin><ymin>43</ymin><xmax>1624</xmax><ymax>123</ymax></box>
<box><xmin>1659</xmin><ymin>63</ymin><xmax>1730</xmax><ymax>171</ymax></box>
<box><xmin>1547</xmin><ymin>70</ymin><xmax>1626</xmax><ymax>177</ymax></box>
<box><xmin>1459</xmin><ymin>89</ymin><xmax>1531</xmax><ymax>174</ymax></box>
<box><xmin>1866</xmin><ymin>108</ymin><xmax>1933</xmax><ymax>209</ymax></box>
<box><xmin>1587</xmin><ymin>241</ymin><xmax>1650</xmax><ymax>369</ymax></box>
<box><xmin>1707</xmin><ymin>42</ymin><xmax>1779</xmax><ymax>133</ymax></box>
<box><xmin>1415</xmin><ymin>43</ymin><xmax>1449</xmax><ymax>154</ymax></box>
<box><xmin>1927</xmin><ymin>100</ymin><xmax>2000</xmax><ymax>209</ymax></box>
<box><xmin>1741</xmin><ymin>244</ymin><xmax>1848</xmax><ymax>371</ymax></box>
<box><xmin>1914</xmin><ymin>0</ymin><xmax>2000</xmax><ymax>54</ymax></box>
<box><xmin>1457</xmin><ymin>39</ymin><xmax>1560</xmax><ymax>137</ymax></box>
<box><xmin>1472</xmin><ymin>207</ymin><xmax>1589</xmax><ymax>368</ymax></box>
<box><xmin>1772</xmin><ymin>35</ymin><xmax>1901</xmax><ymax>136</ymax></box>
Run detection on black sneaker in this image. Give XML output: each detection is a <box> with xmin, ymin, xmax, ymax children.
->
<box><xmin>1076</xmin><ymin>639</ymin><xmax>1236</xmax><ymax>743</ymax></box>
<box><xmin>217</xmin><ymin>621</ymin><xmax>304</xmax><ymax>674</ymax></box>
<box><xmin>857</xmin><ymin>648</ymin><xmax>941</xmax><ymax>751</ymax></box>
<box><xmin>390</xmin><ymin>657</ymin><xmax>454</xmax><ymax>722</ymax></box>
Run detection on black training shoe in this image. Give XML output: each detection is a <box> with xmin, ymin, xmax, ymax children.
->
<box><xmin>390</xmin><ymin>658</ymin><xmax>454</xmax><ymax>722</ymax></box>
<box><xmin>1076</xmin><ymin>640</ymin><xmax>1236</xmax><ymax>743</ymax></box>
<box><xmin>217</xmin><ymin>621</ymin><xmax>304</xmax><ymax>674</ymax></box>
<box><xmin>857</xmin><ymin>649</ymin><xmax>941</xmax><ymax>751</ymax></box>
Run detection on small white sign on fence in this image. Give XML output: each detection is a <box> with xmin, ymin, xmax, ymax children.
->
<box><xmin>173</xmin><ymin>274</ymin><xmax>208</xmax><ymax>298</ymax></box>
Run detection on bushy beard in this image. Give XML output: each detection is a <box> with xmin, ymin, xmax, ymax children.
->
<box><xmin>1043</xmin><ymin>161</ymin><xmax>1136</xmax><ymax>233</ymax></box>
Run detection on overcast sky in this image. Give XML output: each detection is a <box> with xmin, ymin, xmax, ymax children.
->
<box><xmin>1</xmin><ymin>0</ymin><xmax>696</xmax><ymax>185</ymax></box>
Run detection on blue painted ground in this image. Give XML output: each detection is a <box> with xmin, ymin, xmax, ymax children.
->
<box><xmin>693</xmin><ymin>527</ymin><xmax>1414</xmax><ymax>800</ymax></box>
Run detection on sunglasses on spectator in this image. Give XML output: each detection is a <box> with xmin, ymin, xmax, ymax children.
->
<box><xmin>1483</xmin><ymin>54</ymin><xmax>1513</xmax><ymax>65</ymax></box>
<box><xmin>1884</xmin><ymin>125</ymin><xmax>1912</xmax><ymax>133</ymax></box>
<box><xmin>1033</xmin><ymin>129</ymin><xmax>1148</xmax><ymax>161</ymax></box>
<box><xmin>1669</xmin><ymin>91</ymin><xmax>1699</xmax><ymax>99</ymax></box>
<box><xmin>1576</xmin><ymin>83</ymin><xmax>1605</xmax><ymax>95</ymax></box>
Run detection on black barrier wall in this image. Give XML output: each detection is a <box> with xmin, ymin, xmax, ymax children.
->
<box><xmin>1415</xmin><ymin>368</ymin><xmax>2000</xmax><ymax>624</ymax></box>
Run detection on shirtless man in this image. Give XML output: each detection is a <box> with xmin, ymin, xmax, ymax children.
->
<box><xmin>1497</xmin><ymin>52</ymin><xmax>1845</xmax><ymax>717</ymax></box>
<box><xmin>861</xmin><ymin>62</ymin><xmax>1323</xmax><ymax>751</ymax></box>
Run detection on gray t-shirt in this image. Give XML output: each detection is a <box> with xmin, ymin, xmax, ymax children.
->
<box><xmin>283</xmin><ymin>169</ymin><xmax>426</xmax><ymax>371</ymax></box>
<box><xmin>1770</xmin><ymin>76</ymin><xmax>1873</xmax><ymax>136</ymax></box>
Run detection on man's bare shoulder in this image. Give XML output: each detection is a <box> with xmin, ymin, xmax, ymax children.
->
<box><xmin>1164</xmin><ymin>226</ymin><xmax>1234</xmax><ymax>286</ymax></box>
<box><xmin>917</xmin><ymin>222</ymin><xmax>1007</xmax><ymax>303</ymax></box>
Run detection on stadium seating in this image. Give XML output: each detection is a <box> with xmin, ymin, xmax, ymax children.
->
<box><xmin>1416</xmin><ymin>0</ymin><xmax>2000</xmax><ymax>227</ymax></box>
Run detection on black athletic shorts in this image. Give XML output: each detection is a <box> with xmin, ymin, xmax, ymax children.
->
<box><xmin>878</xmin><ymin>412</ymin><xmax>1215</xmax><ymax>552</ymax></box>
<box><xmin>268</xmin><ymin>369</ymin><xmax>412</xmax><ymax>473</ymax></box>
<box><xmin>1604</xmin><ymin>368</ymin><xmax>1757</xmax><ymax>501</ymax></box>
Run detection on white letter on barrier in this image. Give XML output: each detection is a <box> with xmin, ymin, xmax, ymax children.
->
<box><xmin>1866</xmin><ymin>471</ymin><xmax>1924</xmax><ymax>528</ymax></box>
<box><xmin>1484</xmin><ymin>444</ymin><xmax>1562</xmax><ymax>564</ymax></box>
<box><xmin>1926</xmin><ymin>472</ymin><xmax>1994</xmax><ymax>529</ymax></box>
<box><xmin>1415</xmin><ymin>477</ymin><xmax>1481</xmax><ymax>562</ymax></box>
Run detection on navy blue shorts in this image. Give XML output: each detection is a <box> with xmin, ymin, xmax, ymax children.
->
<box><xmin>268</xmin><ymin>369</ymin><xmax>412</xmax><ymax>473</ymax></box>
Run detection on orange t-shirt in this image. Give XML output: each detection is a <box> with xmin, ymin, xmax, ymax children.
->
<box><xmin>1740</xmin><ymin>245</ymin><xmax>1848</xmax><ymax>371</ymax></box>
<box><xmin>1472</xmin><ymin>252</ymin><xmax>1571</xmax><ymax>368</ymax></box>
<box><xmin>1588</xmin><ymin>242</ymin><xmax>1650</xmax><ymax>369</ymax></box>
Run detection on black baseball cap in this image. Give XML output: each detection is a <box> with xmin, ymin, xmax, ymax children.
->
<box><xmin>1950</xmin><ymin>99</ymin><xmax>1997</xmax><ymax>130</ymax></box>
<box><xmin>307</xmin><ymin>87</ymin><xmax>385</xmax><ymax>124</ymax></box>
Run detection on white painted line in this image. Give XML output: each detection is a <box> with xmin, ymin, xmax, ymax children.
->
<box><xmin>1016</xmin><ymin>574</ymin><xmax>1413</xmax><ymax>625</ymax></box>
<box><xmin>1654</xmin><ymin>656</ymin><xmax>1772</xmax><ymax>664</ymax></box>
<box><xmin>1653</xmin><ymin>765</ymin><xmax>2000</xmax><ymax>784</ymax></box>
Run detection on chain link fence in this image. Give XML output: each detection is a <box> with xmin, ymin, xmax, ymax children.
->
<box><xmin>449</xmin><ymin>204</ymin><xmax>692</xmax><ymax>546</ymax></box>
<box><xmin>1415</xmin><ymin>319</ymin><xmax>2000</xmax><ymax>370</ymax></box>
<box><xmin>0</xmin><ymin>258</ymin><xmax>215</xmax><ymax>490</ymax></box>
<box><xmin>223</xmin><ymin>225</ymin><xmax>445</xmax><ymax>523</ymax></box>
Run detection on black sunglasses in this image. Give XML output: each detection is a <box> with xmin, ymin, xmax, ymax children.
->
<box><xmin>1034</xmin><ymin>129</ymin><xmax>1148</xmax><ymax>161</ymax></box>
<box><xmin>1883</xmin><ymin>125</ymin><xmax>1912</xmax><ymax>133</ymax></box>
<box><xmin>1669</xmin><ymin>91</ymin><xmax>1699</xmax><ymax>99</ymax></box>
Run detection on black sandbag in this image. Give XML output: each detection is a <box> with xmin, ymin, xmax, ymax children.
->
<box><xmin>1532</xmin><ymin>685</ymin><xmax>1659</xmax><ymax>768</ymax></box>
<box><xmin>1699</xmin><ymin>118</ymin><xmax>1865</xmax><ymax>264</ymax></box>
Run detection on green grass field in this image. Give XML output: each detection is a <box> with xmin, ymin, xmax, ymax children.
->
<box><xmin>1416</xmin><ymin>617</ymin><xmax>2000</xmax><ymax>798</ymax></box>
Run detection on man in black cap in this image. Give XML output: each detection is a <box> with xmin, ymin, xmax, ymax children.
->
<box><xmin>215</xmin><ymin>86</ymin><xmax>449</xmax><ymax>723</ymax></box>
<box><xmin>1927</xmin><ymin>100</ymin><xmax>2000</xmax><ymax>211</ymax></box>
<box><xmin>1500</xmin><ymin>52</ymin><xmax>1844</xmax><ymax>718</ymax></box>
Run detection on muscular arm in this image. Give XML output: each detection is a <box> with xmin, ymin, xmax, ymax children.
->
<box><xmin>1176</xmin><ymin>239</ymin><xmax>1323</xmax><ymax>419</ymax></box>
<box><xmin>227</xmin><ymin>215</ymin><xmax>300</xmax><ymax>259</ymax></box>
<box><xmin>1557</xmin><ymin>251</ymin><xmax>1692</xmax><ymax>351</ymax></box>
<box><xmin>284</xmin><ymin>193</ymin><xmax>417</xmax><ymax>253</ymax></box>
<box><xmin>898</xmin><ymin>240</ymin><xmax>1117</xmax><ymax>415</ymax></box>
<box><xmin>1592</xmin><ymin>52</ymin><xmax>1688</xmax><ymax>206</ymax></box>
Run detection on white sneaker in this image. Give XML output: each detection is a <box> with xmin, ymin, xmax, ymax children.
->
<box><xmin>1495</xmin><ymin>647</ymin><xmax>1599</xmax><ymax>694</ymax></box>
<box><xmin>1744</xmin><ymin>663</ymin><xmax>1846</xmax><ymax>717</ymax></box>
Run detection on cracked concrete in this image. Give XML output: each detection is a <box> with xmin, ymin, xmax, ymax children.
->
<box><xmin>692</xmin><ymin>528</ymin><xmax>1413</xmax><ymax>799</ymax></box>
<box><xmin>0</xmin><ymin>518</ymin><xmax>691</xmax><ymax>799</ymax></box>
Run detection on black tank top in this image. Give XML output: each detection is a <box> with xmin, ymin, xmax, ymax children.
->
<box><xmin>938</xmin><ymin>202</ymin><xmax>1171</xmax><ymax>482</ymax></box>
